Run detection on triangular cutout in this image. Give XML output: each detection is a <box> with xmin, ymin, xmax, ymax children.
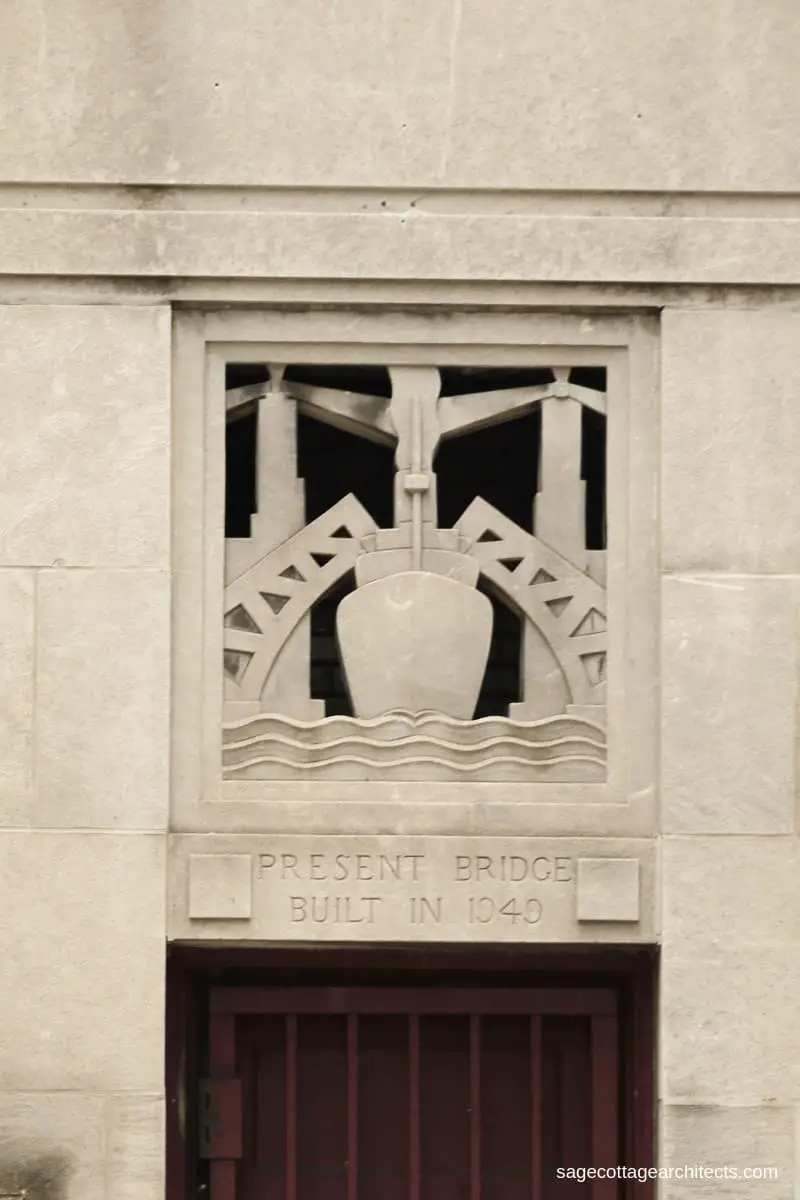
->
<box><xmin>498</xmin><ymin>556</ymin><xmax>523</xmax><ymax>572</ymax></box>
<box><xmin>580</xmin><ymin>651</ymin><xmax>607</xmax><ymax>686</ymax></box>
<box><xmin>311</xmin><ymin>552</ymin><xmax>335</xmax><ymax>567</ymax></box>
<box><xmin>260</xmin><ymin>591</ymin><xmax>291</xmax><ymax>614</ymax></box>
<box><xmin>330</xmin><ymin>525</ymin><xmax>352</xmax><ymax>539</ymax></box>
<box><xmin>223</xmin><ymin>649</ymin><xmax>253</xmax><ymax>683</ymax></box>
<box><xmin>530</xmin><ymin>568</ymin><xmax>556</xmax><ymax>586</ymax></box>
<box><xmin>279</xmin><ymin>564</ymin><xmax>305</xmax><ymax>582</ymax></box>
<box><xmin>477</xmin><ymin>530</ymin><xmax>502</xmax><ymax>543</ymax></box>
<box><xmin>571</xmin><ymin>607</ymin><xmax>607</xmax><ymax>637</ymax></box>
<box><xmin>545</xmin><ymin>596</ymin><xmax>572</xmax><ymax>618</ymax></box>
<box><xmin>223</xmin><ymin>604</ymin><xmax>261</xmax><ymax>633</ymax></box>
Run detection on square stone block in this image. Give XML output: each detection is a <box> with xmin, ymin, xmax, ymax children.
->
<box><xmin>0</xmin><ymin>305</ymin><xmax>170</xmax><ymax>567</ymax></box>
<box><xmin>662</xmin><ymin>837</ymin><xmax>800</xmax><ymax>953</ymax></box>
<box><xmin>189</xmin><ymin>854</ymin><xmax>253</xmax><ymax>920</ymax></box>
<box><xmin>662</xmin><ymin>308</ymin><xmax>800</xmax><ymax>573</ymax></box>
<box><xmin>660</xmin><ymin>1104</ymin><xmax>793</xmax><ymax>1199</ymax></box>
<box><xmin>661</xmin><ymin>948</ymin><xmax>800</xmax><ymax>1104</ymax></box>
<box><xmin>0</xmin><ymin>571</ymin><xmax>34</xmax><ymax>825</ymax></box>
<box><xmin>107</xmin><ymin>1094</ymin><xmax>165</xmax><ymax>1200</ymax></box>
<box><xmin>576</xmin><ymin>858</ymin><xmax>640</xmax><ymax>922</ymax></box>
<box><xmin>0</xmin><ymin>832</ymin><xmax>165</xmax><ymax>1092</ymax></box>
<box><xmin>35</xmin><ymin>569</ymin><xmax>169</xmax><ymax>830</ymax></box>
<box><xmin>0</xmin><ymin>1092</ymin><xmax>106</xmax><ymax>1200</ymax></box>
<box><xmin>662</xmin><ymin>576</ymin><xmax>798</xmax><ymax>834</ymax></box>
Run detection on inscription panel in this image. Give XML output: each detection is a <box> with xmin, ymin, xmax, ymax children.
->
<box><xmin>171</xmin><ymin>836</ymin><xmax>654</xmax><ymax>943</ymax></box>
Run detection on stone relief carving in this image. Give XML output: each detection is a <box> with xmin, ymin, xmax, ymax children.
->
<box><xmin>222</xmin><ymin>364</ymin><xmax>607</xmax><ymax>782</ymax></box>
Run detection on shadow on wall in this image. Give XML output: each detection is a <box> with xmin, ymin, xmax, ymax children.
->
<box><xmin>0</xmin><ymin>1153</ymin><xmax>72</xmax><ymax>1200</ymax></box>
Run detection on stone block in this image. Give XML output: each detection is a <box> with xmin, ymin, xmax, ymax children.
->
<box><xmin>0</xmin><ymin>832</ymin><xmax>165</xmax><ymax>1092</ymax></box>
<box><xmin>662</xmin><ymin>837</ymin><xmax>800</xmax><ymax>953</ymax></box>
<box><xmin>107</xmin><ymin>1094</ymin><xmax>165</xmax><ymax>1200</ymax></box>
<box><xmin>2</xmin><ymin>209</ymin><xmax>800</xmax><ymax>286</ymax></box>
<box><xmin>0</xmin><ymin>1092</ymin><xmax>106</xmax><ymax>1200</ymax></box>
<box><xmin>171</xmin><ymin>834</ymin><xmax>656</xmax><ymax>943</ymax></box>
<box><xmin>662</xmin><ymin>309</ymin><xmax>800</xmax><ymax>573</ymax></box>
<box><xmin>661</xmin><ymin>948</ymin><xmax>800</xmax><ymax>1104</ymax></box>
<box><xmin>0</xmin><ymin>305</ymin><xmax>169</xmax><ymax>567</ymax></box>
<box><xmin>35</xmin><ymin>569</ymin><xmax>169</xmax><ymax>830</ymax></box>
<box><xmin>0</xmin><ymin>571</ymin><xmax>34</xmax><ymax>825</ymax></box>
<box><xmin>662</xmin><ymin>576</ymin><xmax>798</xmax><ymax>834</ymax></box>
<box><xmin>0</xmin><ymin>1</ymin><xmax>799</xmax><ymax>191</ymax></box>
<box><xmin>189</xmin><ymin>854</ymin><xmax>253</xmax><ymax>920</ymax></box>
<box><xmin>576</xmin><ymin>858</ymin><xmax>640</xmax><ymax>922</ymax></box>
<box><xmin>660</xmin><ymin>1104</ymin><xmax>793</xmax><ymax>1199</ymax></box>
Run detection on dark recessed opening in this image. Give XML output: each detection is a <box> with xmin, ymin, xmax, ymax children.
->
<box><xmin>435</xmin><ymin>411</ymin><xmax>541</xmax><ymax>533</ymax></box>
<box><xmin>474</xmin><ymin>584</ymin><xmax>522</xmax><ymax>718</ymax></box>
<box><xmin>582</xmin><ymin>406</ymin><xmax>607</xmax><ymax>551</ymax></box>
<box><xmin>310</xmin><ymin>571</ymin><xmax>356</xmax><ymax>717</ymax></box>
<box><xmin>297</xmin><ymin>411</ymin><xmax>394</xmax><ymax>528</ymax></box>
<box><xmin>225</xmin><ymin>408</ymin><xmax>257</xmax><ymax>538</ymax></box>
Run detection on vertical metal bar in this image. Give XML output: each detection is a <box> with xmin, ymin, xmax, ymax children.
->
<box><xmin>409</xmin><ymin>1015</ymin><xmax>421</xmax><ymax>1200</ymax></box>
<box><xmin>347</xmin><ymin>1014</ymin><xmax>359</xmax><ymax>1200</ymax></box>
<box><xmin>469</xmin><ymin>1015</ymin><xmax>481</xmax><ymax>1200</ymax></box>
<box><xmin>530</xmin><ymin>1016</ymin><xmax>542</xmax><ymax>1200</ymax></box>
<box><xmin>210</xmin><ymin>1013</ymin><xmax>238</xmax><ymax>1200</ymax></box>
<box><xmin>285</xmin><ymin>1014</ymin><xmax>298</xmax><ymax>1200</ymax></box>
<box><xmin>591</xmin><ymin>1015</ymin><xmax>619</xmax><ymax>1200</ymax></box>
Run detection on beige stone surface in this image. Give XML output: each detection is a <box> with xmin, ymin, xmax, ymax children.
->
<box><xmin>107</xmin><ymin>1094</ymin><xmax>165</xmax><ymax>1200</ymax></box>
<box><xmin>0</xmin><ymin>571</ymin><xmax>34</xmax><ymax>824</ymax></box>
<box><xmin>337</xmin><ymin>572</ymin><xmax>493</xmax><ymax>720</ymax></box>
<box><xmin>0</xmin><ymin>832</ymin><xmax>165</xmax><ymax>1092</ymax></box>
<box><xmin>576</xmin><ymin>857</ymin><xmax>639</xmax><ymax>923</ymax></box>
<box><xmin>34</xmin><ymin>570</ymin><xmax>169</xmax><ymax>830</ymax></box>
<box><xmin>2</xmin><ymin>209</ymin><xmax>800</xmax><ymax>285</ymax></box>
<box><xmin>661</xmin><ymin>948</ymin><xmax>800</xmax><ymax>1104</ymax></box>
<box><xmin>662</xmin><ymin>837</ymin><xmax>800</xmax><ymax>952</ymax></box>
<box><xmin>662</xmin><ymin>309</ymin><xmax>800</xmax><ymax>573</ymax></box>
<box><xmin>660</xmin><ymin>1104</ymin><xmax>794</xmax><ymax>1199</ymax></box>
<box><xmin>1</xmin><ymin>0</ymin><xmax>798</xmax><ymax>190</ymax></box>
<box><xmin>0</xmin><ymin>305</ymin><xmax>170</xmax><ymax>568</ymax></box>
<box><xmin>0</xmin><ymin>1092</ymin><xmax>106</xmax><ymax>1200</ymax></box>
<box><xmin>189</xmin><ymin>854</ymin><xmax>252</xmax><ymax>920</ymax></box>
<box><xmin>661</xmin><ymin>576</ymin><xmax>798</xmax><ymax>835</ymax></box>
<box><xmin>171</xmin><ymin>834</ymin><xmax>655</xmax><ymax>943</ymax></box>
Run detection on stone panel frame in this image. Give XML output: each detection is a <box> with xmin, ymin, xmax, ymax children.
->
<box><xmin>171</xmin><ymin>309</ymin><xmax>658</xmax><ymax>838</ymax></box>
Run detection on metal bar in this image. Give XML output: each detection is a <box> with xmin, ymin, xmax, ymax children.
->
<box><xmin>210</xmin><ymin>1013</ymin><xmax>237</xmax><ymax>1073</ymax></box>
<box><xmin>347</xmin><ymin>1014</ymin><xmax>359</xmax><ymax>1200</ymax></box>
<box><xmin>530</xmin><ymin>1016</ymin><xmax>543</xmax><ymax>1200</ymax></box>
<box><xmin>409</xmin><ymin>1015</ymin><xmax>421</xmax><ymax>1200</ymax></box>
<box><xmin>591</xmin><ymin>1015</ymin><xmax>619</xmax><ymax>1200</ymax></box>
<box><xmin>285</xmin><ymin>1014</ymin><xmax>298</xmax><ymax>1200</ymax></box>
<box><xmin>211</xmin><ymin>1162</ymin><xmax>237</xmax><ymax>1200</ymax></box>
<box><xmin>469</xmin><ymin>1015</ymin><xmax>481</xmax><ymax>1200</ymax></box>
<box><xmin>209</xmin><ymin>1014</ymin><xmax>238</xmax><ymax>1200</ymax></box>
<box><xmin>211</xmin><ymin>987</ymin><xmax>618</xmax><ymax>1017</ymax></box>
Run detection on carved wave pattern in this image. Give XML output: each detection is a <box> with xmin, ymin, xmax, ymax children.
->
<box><xmin>222</xmin><ymin>711</ymin><xmax>606</xmax><ymax>782</ymax></box>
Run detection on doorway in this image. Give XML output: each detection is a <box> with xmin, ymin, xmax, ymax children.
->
<box><xmin>167</xmin><ymin>949</ymin><xmax>654</xmax><ymax>1200</ymax></box>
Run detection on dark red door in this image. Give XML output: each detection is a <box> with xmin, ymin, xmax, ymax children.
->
<box><xmin>202</xmin><ymin>986</ymin><xmax>620</xmax><ymax>1200</ymax></box>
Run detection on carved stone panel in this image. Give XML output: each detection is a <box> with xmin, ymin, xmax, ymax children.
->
<box><xmin>222</xmin><ymin>364</ymin><xmax>608</xmax><ymax>784</ymax></box>
<box><xmin>169</xmin><ymin>835</ymin><xmax>655</xmax><ymax>943</ymax></box>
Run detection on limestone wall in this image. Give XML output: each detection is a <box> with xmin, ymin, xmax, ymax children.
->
<box><xmin>1</xmin><ymin>1</ymin><xmax>799</xmax><ymax>1197</ymax></box>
